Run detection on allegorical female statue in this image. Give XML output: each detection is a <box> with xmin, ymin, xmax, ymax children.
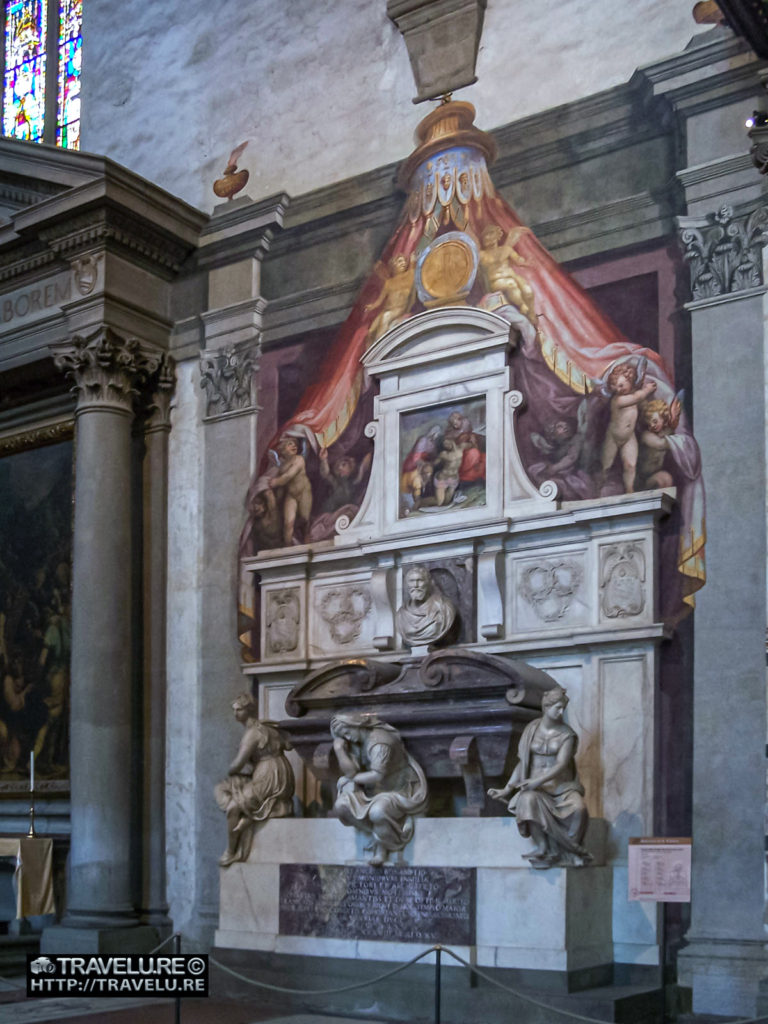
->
<box><xmin>331</xmin><ymin>711</ymin><xmax>429</xmax><ymax>866</ymax></box>
<box><xmin>396</xmin><ymin>565</ymin><xmax>457</xmax><ymax>648</ymax></box>
<box><xmin>215</xmin><ymin>693</ymin><xmax>295</xmax><ymax>867</ymax></box>
<box><xmin>487</xmin><ymin>686</ymin><xmax>592</xmax><ymax>869</ymax></box>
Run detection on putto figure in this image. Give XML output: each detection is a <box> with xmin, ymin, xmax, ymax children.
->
<box><xmin>396</xmin><ymin>565</ymin><xmax>457</xmax><ymax>648</ymax></box>
<box><xmin>331</xmin><ymin>711</ymin><xmax>428</xmax><ymax>866</ymax></box>
<box><xmin>365</xmin><ymin>253</ymin><xmax>417</xmax><ymax>342</ymax></box>
<box><xmin>598</xmin><ymin>358</ymin><xmax>657</xmax><ymax>494</ymax></box>
<box><xmin>215</xmin><ymin>693</ymin><xmax>294</xmax><ymax>867</ymax></box>
<box><xmin>488</xmin><ymin>686</ymin><xmax>592</xmax><ymax>869</ymax></box>
<box><xmin>478</xmin><ymin>224</ymin><xmax>536</xmax><ymax>323</ymax></box>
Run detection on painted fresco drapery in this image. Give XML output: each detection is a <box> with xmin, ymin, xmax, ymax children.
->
<box><xmin>239</xmin><ymin>103</ymin><xmax>705</xmax><ymax>654</ymax></box>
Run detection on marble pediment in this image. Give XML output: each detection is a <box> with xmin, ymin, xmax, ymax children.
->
<box><xmin>362</xmin><ymin>306</ymin><xmax>515</xmax><ymax>377</ymax></box>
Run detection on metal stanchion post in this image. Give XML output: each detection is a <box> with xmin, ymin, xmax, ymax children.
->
<box><xmin>434</xmin><ymin>945</ymin><xmax>442</xmax><ymax>1024</ymax></box>
<box><xmin>175</xmin><ymin>934</ymin><xmax>181</xmax><ymax>1024</ymax></box>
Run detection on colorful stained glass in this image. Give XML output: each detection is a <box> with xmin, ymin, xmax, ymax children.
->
<box><xmin>3</xmin><ymin>0</ymin><xmax>47</xmax><ymax>143</ymax></box>
<box><xmin>56</xmin><ymin>0</ymin><xmax>81</xmax><ymax>148</ymax></box>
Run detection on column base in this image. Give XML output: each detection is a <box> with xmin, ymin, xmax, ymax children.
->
<box><xmin>677</xmin><ymin>938</ymin><xmax>768</xmax><ymax>1017</ymax></box>
<box><xmin>41</xmin><ymin>924</ymin><xmax>160</xmax><ymax>955</ymax></box>
<box><xmin>139</xmin><ymin>908</ymin><xmax>173</xmax><ymax>935</ymax></box>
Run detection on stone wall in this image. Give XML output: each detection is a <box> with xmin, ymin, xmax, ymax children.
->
<box><xmin>81</xmin><ymin>0</ymin><xmax>707</xmax><ymax>211</ymax></box>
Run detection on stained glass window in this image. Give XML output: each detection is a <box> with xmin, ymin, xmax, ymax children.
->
<box><xmin>1</xmin><ymin>0</ymin><xmax>81</xmax><ymax>148</ymax></box>
<box><xmin>56</xmin><ymin>0</ymin><xmax>81</xmax><ymax>148</ymax></box>
<box><xmin>3</xmin><ymin>0</ymin><xmax>47</xmax><ymax>142</ymax></box>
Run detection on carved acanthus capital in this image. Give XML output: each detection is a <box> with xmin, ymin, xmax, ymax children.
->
<box><xmin>199</xmin><ymin>341</ymin><xmax>258</xmax><ymax>421</ymax></box>
<box><xmin>144</xmin><ymin>353</ymin><xmax>176</xmax><ymax>432</ymax></box>
<box><xmin>51</xmin><ymin>327</ymin><xmax>162</xmax><ymax>414</ymax></box>
<box><xmin>678</xmin><ymin>204</ymin><xmax>768</xmax><ymax>300</ymax></box>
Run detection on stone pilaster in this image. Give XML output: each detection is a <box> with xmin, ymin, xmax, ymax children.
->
<box><xmin>42</xmin><ymin>326</ymin><xmax>161</xmax><ymax>950</ymax></box>
<box><xmin>675</xmin><ymin>203</ymin><xmax>768</xmax><ymax>1016</ymax></box>
<box><xmin>138</xmin><ymin>354</ymin><xmax>175</xmax><ymax>931</ymax></box>
<box><xmin>192</xmin><ymin>335</ymin><xmax>260</xmax><ymax>942</ymax></box>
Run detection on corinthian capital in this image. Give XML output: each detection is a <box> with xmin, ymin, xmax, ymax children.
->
<box><xmin>199</xmin><ymin>341</ymin><xmax>258</xmax><ymax>421</ymax></box>
<box><xmin>144</xmin><ymin>353</ymin><xmax>176</xmax><ymax>433</ymax></box>
<box><xmin>51</xmin><ymin>327</ymin><xmax>163</xmax><ymax>414</ymax></box>
<box><xmin>678</xmin><ymin>204</ymin><xmax>768</xmax><ymax>301</ymax></box>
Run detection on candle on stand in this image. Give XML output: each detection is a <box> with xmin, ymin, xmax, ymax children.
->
<box><xmin>30</xmin><ymin>751</ymin><xmax>34</xmax><ymax>792</ymax></box>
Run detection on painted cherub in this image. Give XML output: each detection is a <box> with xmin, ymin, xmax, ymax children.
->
<box><xmin>268</xmin><ymin>436</ymin><xmax>313</xmax><ymax>546</ymax></box>
<box><xmin>636</xmin><ymin>394</ymin><xmax>683</xmax><ymax>490</ymax></box>
<box><xmin>401</xmin><ymin>460</ymin><xmax>434</xmax><ymax>513</ymax></box>
<box><xmin>248</xmin><ymin>488</ymin><xmax>283</xmax><ymax>551</ymax></box>
<box><xmin>598</xmin><ymin>358</ymin><xmax>657</xmax><ymax>493</ymax></box>
<box><xmin>318</xmin><ymin>447</ymin><xmax>372</xmax><ymax>514</ymax></box>
<box><xmin>530</xmin><ymin>400</ymin><xmax>588</xmax><ymax>477</ymax></box>
<box><xmin>478</xmin><ymin>224</ymin><xmax>536</xmax><ymax>323</ymax></box>
<box><xmin>365</xmin><ymin>253</ymin><xmax>416</xmax><ymax>343</ymax></box>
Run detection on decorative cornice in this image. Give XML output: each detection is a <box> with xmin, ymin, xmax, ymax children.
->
<box><xmin>0</xmin><ymin>178</ymin><xmax>62</xmax><ymax>210</ymax></box>
<box><xmin>0</xmin><ymin>242</ymin><xmax>59</xmax><ymax>283</ymax></box>
<box><xmin>39</xmin><ymin>208</ymin><xmax>193</xmax><ymax>277</ymax></box>
<box><xmin>199</xmin><ymin>340</ymin><xmax>259</xmax><ymax>422</ymax></box>
<box><xmin>0</xmin><ymin>419</ymin><xmax>73</xmax><ymax>455</ymax></box>
<box><xmin>198</xmin><ymin>192</ymin><xmax>289</xmax><ymax>270</ymax></box>
<box><xmin>677</xmin><ymin>203</ymin><xmax>768</xmax><ymax>299</ymax></box>
<box><xmin>51</xmin><ymin>326</ymin><xmax>163</xmax><ymax>415</ymax></box>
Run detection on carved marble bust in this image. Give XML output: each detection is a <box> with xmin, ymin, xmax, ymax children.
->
<box><xmin>396</xmin><ymin>565</ymin><xmax>457</xmax><ymax>648</ymax></box>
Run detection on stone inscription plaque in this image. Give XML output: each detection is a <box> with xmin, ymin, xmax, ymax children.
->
<box><xmin>279</xmin><ymin>864</ymin><xmax>476</xmax><ymax>945</ymax></box>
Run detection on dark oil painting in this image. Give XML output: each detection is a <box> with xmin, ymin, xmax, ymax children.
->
<box><xmin>0</xmin><ymin>437</ymin><xmax>72</xmax><ymax>791</ymax></box>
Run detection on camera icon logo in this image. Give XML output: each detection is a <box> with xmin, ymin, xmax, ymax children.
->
<box><xmin>30</xmin><ymin>956</ymin><xmax>56</xmax><ymax>975</ymax></box>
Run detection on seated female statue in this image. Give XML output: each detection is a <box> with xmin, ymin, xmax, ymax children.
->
<box><xmin>215</xmin><ymin>693</ymin><xmax>294</xmax><ymax>866</ymax></box>
<box><xmin>331</xmin><ymin>711</ymin><xmax>428</xmax><ymax>866</ymax></box>
<box><xmin>488</xmin><ymin>685</ymin><xmax>592</xmax><ymax>869</ymax></box>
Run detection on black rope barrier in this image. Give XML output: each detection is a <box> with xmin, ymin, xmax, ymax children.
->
<box><xmin>209</xmin><ymin>944</ymin><xmax>440</xmax><ymax>996</ymax></box>
<box><xmin>210</xmin><ymin>942</ymin><xmax>768</xmax><ymax>1024</ymax></box>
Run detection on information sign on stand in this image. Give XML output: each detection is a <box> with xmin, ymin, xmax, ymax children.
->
<box><xmin>628</xmin><ymin>837</ymin><xmax>691</xmax><ymax>902</ymax></box>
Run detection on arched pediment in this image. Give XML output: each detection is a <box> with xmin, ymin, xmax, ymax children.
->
<box><xmin>362</xmin><ymin>306</ymin><xmax>515</xmax><ymax>375</ymax></box>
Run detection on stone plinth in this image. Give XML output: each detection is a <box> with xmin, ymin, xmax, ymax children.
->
<box><xmin>215</xmin><ymin>818</ymin><xmax>611</xmax><ymax>975</ymax></box>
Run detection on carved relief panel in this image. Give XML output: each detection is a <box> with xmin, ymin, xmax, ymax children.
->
<box><xmin>599</xmin><ymin>542</ymin><xmax>648</xmax><ymax>622</ymax></box>
<box><xmin>508</xmin><ymin>548</ymin><xmax>590</xmax><ymax>635</ymax></box>
<box><xmin>310</xmin><ymin>577</ymin><xmax>375</xmax><ymax>656</ymax></box>
<box><xmin>263</xmin><ymin>585</ymin><xmax>305</xmax><ymax>662</ymax></box>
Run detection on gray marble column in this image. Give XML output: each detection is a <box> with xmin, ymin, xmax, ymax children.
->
<box><xmin>43</xmin><ymin>327</ymin><xmax>161</xmax><ymax>950</ymax></box>
<box><xmin>138</xmin><ymin>355</ymin><xmax>175</xmax><ymax>931</ymax></box>
<box><xmin>676</xmin><ymin>205</ymin><xmax>768</xmax><ymax>1015</ymax></box>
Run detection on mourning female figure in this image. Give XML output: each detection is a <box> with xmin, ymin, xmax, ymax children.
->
<box><xmin>215</xmin><ymin>693</ymin><xmax>295</xmax><ymax>867</ymax></box>
<box><xmin>331</xmin><ymin>712</ymin><xmax>428</xmax><ymax>866</ymax></box>
<box><xmin>488</xmin><ymin>686</ymin><xmax>592</xmax><ymax>868</ymax></box>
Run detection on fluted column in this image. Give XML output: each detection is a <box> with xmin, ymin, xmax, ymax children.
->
<box><xmin>48</xmin><ymin>327</ymin><xmax>160</xmax><ymax>936</ymax></box>
<box><xmin>138</xmin><ymin>355</ymin><xmax>175</xmax><ymax>931</ymax></box>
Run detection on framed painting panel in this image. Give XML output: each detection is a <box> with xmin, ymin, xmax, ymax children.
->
<box><xmin>0</xmin><ymin>423</ymin><xmax>73</xmax><ymax>795</ymax></box>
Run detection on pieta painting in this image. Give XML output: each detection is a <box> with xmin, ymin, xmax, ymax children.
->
<box><xmin>0</xmin><ymin>433</ymin><xmax>72</xmax><ymax>790</ymax></box>
<box><xmin>399</xmin><ymin>396</ymin><xmax>486</xmax><ymax>517</ymax></box>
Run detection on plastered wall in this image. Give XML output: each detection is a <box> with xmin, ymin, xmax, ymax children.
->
<box><xmin>81</xmin><ymin>0</ymin><xmax>707</xmax><ymax>212</ymax></box>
